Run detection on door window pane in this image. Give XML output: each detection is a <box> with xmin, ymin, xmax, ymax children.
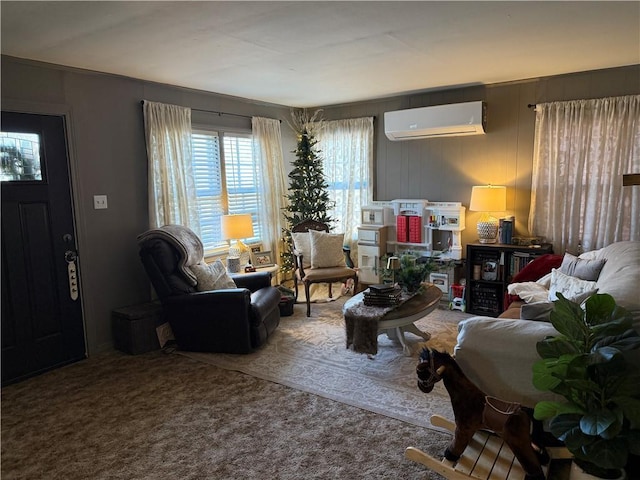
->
<box><xmin>0</xmin><ymin>132</ymin><xmax>42</xmax><ymax>181</ymax></box>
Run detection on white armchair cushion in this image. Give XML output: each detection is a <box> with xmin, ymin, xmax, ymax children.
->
<box><xmin>291</xmin><ymin>232</ymin><xmax>312</xmax><ymax>268</ymax></box>
<box><xmin>309</xmin><ymin>229</ymin><xmax>346</xmax><ymax>268</ymax></box>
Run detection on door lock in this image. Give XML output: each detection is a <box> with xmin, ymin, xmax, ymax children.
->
<box><xmin>65</xmin><ymin>250</ymin><xmax>79</xmax><ymax>301</ymax></box>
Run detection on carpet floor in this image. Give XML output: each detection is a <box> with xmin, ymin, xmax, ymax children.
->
<box><xmin>181</xmin><ymin>295</ymin><xmax>471</xmax><ymax>431</ymax></box>
<box><xmin>1</xmin><ymin>294</ymin><xmax>472</xmax><ymax>480</ymax></box>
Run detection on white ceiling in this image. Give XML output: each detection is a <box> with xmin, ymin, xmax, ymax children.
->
<box><xmin>2</xmin><ymin>1</ymin><xmax>639</xmax><ymax>107</ymax></box>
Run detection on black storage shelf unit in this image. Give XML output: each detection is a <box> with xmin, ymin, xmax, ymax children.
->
<box><xmin>465</xmin><ymin>243</ymin><xmax>553</xmax><ymax>317</ymax></box>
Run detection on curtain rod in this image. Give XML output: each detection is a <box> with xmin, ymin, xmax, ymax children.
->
<box><xmin>527</xmin><ymin>103</ymin><xmax>536</xmax><ymax>109</ymax></box>
<box><xmin>191</xmin><ymin>107</ymin><xmax>253</xmax><ymax>120</ymax></box>
<box><xmin>140</xmin><ymin>100</ymin><xmax>254</xmax><ymax>121</ymax></box>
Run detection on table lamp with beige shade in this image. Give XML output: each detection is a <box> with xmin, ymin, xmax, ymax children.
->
<box><xmin>221</xmin><ymin>214</ymin><xmax>254</xmax><ymax>272</ymax></box>
<box><xmin>469</xmin><ymin>185</ymin><xmax>506</xmax><ymax>244</ymax></box>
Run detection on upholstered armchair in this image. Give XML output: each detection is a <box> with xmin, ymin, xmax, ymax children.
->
<box><xmin>137</xmin><ymin>225</ymin><xmax>281</xmax><ymax>353</ymax></box>
<box><xmin>291</xmin><ymin>220</ymin><xmax>358</xmax><ymax>317</ymax></box>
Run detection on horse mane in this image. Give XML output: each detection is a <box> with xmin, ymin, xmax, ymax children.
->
<box><xmin>419</xmin><ymin>348</ymin><xmax>464</xmax><ymax>375</ymax></box>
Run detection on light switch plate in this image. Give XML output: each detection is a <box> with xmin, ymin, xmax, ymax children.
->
<box><xmin>93</xmin><ymin>195</ymin><xmax>108</xmax><ymax>209</ymax></box>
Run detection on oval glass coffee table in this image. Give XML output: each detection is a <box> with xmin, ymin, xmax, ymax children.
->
<box><xmin>343</xmin><ymin>284</ymin><xmax>442</xmax><ymax>355</ymax></box>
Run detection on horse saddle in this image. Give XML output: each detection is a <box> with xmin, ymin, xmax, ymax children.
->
<box><xmin>482</xmin><ymin>396</ymin><xmax>524</xmax><ymax>432</ymax></box>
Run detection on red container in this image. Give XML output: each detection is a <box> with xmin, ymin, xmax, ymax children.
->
<box><xmin>451</xmin><ymin>284</ymin><xmax>465</xmax><ymax>298</ymax></box>
<box><xmin>396</xmin><ymin>215</ymin><xmax>409</xmax><ymax>242</ymax></box>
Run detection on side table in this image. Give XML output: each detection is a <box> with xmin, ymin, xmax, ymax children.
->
<box><xmin>233</xmin><ymin>263</ymin><xmax>279</xmax><ymax>286</ymax></box>
<box><xmin>343</xmin><ymin>284</ymin><xmax>442</xmax><ymax>355</ymax></box>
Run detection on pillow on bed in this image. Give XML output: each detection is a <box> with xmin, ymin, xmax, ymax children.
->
<box><xmin>560</xmin><ymin>252</ymin><xmax>606</xmax><ymax>281</ymax></box>
<box><xmin>548</xmin><ymin>268</ymin><xmax>598</xmax><ymax>303</ymax></box>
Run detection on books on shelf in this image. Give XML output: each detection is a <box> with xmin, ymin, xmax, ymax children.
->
<box><xmin>499</xmin><ymin>217</ymin><xmax>514</xmax><ymax>244</ymax></box>
<box><xmin>508</xmin><ymin>251</ymin><xmax>542</xmax><ymax>281</ymax></box>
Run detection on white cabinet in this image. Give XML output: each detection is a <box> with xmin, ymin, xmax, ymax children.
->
<box><xmin>357</xmin><ymin>226</ymin><xmax>388</xmax><ymax>284</ymax></box>
<box><xmin>361</xmin><ymin>204</ymin><xmax>395</xmax><ymax>226</ymax></box>
<box><xmin>358</xmin><ymin>245</ymin><xmax>384</xmax><ymax>284</ymax></box>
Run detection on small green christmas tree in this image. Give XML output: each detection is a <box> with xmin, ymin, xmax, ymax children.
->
<box><xmin>280</xmin><ymin>109</ymin><xmax>334</xmax><ymax>275</ymax></box>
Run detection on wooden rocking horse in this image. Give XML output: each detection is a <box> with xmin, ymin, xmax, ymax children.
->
<box><xmin>406</xmin><ymin>348</ymin><xmax>550</xmax><ymax>480</ymax></box>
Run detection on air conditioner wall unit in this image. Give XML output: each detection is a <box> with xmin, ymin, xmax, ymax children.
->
<box><xmin>384</xmin><ymin>101</ymin><xmax>486</xmax><ymax>141</ymax></box>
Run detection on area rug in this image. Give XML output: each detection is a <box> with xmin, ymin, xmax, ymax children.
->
<box><xmin>292</xmin><ymin>281</ymin><xmax>348</xmax><ymax>303</ymax></box>
<box><xmin>180</xmin><ymin>294</ymin><xmax>473</xmax><ymax>432</ymax></box>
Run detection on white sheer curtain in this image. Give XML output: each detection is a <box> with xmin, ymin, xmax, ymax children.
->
<box><xmin>529</xmin><ymin>95</ymin><xmax>640</xmax><ymax>253</ymax></box>
<box><xmin>142</xmin><ymin>100</ymin><xmax>200</xmax><ymax>232</ymax></box>
<box><xmin>252</xmin><ymin>116</ymin><xmax>288</xmax><ymax>273</ymax></box>
<box><xmin>317</xmin><ymin>117</ymin><xmax>374</xmax><ymax>252</ymax></box>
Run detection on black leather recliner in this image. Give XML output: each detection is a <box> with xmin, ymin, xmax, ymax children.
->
<box><xmin>138</xmin><ymin>225</ymin><xmax>280</xmax><ymax>353</ymax></box>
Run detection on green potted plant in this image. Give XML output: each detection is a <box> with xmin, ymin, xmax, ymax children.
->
<box><xmin>379</xmin><ymin>253</ymin><xmax>447</xmax><ymax>293</ymax></box>
<box><xmin>532</xmin><ymin>293</ymin><xmax>640</xmax><ymax>479</ymax></box>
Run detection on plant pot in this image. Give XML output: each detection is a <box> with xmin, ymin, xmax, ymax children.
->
<box><xmin>569</xmin><ymin>461</ymin><xmax>626</xmax><ymax>480</ymax></box>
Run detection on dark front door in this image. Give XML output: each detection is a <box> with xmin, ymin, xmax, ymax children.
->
<box><xmin>1</xmin><ymin>111</ymin><xmax>86</xmax><ymax>385</ymax></box>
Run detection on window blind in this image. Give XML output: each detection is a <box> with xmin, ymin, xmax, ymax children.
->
<box><xmin>192</xmin><ymin>131</ymin><xmax>225</xmax><ymax>250</ymax></box>
<box><xmin>191</xmin><ymin>130</ymin><xmax>262</xmax><ymax>252</ymax></box>
<box><xmin>223</xmin><ymin>135</ymin><xmax>261</xmax><ymax>242</ymax></box>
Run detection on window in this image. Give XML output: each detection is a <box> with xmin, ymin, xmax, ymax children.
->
<box><xmin>192</xmin><ymin>129</ymin><xmax>262</xmax><ymax>253</ymax></box>
<box><xmin>529</xmin><ymin>96</ymin><xmax>639</xmax><ymax>253</ymax></box>
<box><xmin>1</xmin><ymin>132</ymin><xmax>42</xmax><ymax>181</ymax></box>
<box><xmin>317</xmin><ymin>117</ymin><xmax>373</xmax><ymax>244</ymax></box>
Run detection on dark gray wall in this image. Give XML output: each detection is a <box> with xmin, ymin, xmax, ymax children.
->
<box><xmin>1</xmin><ymin>56</ymin><xmax>295</xmax><ymax>354</ymax></box>
<box><xmin>320</xmin><ymin>65</ymin><xmax>640</xmax><ymax>247</ymax></box>
<box><xmin>2</xmin><ymin>55</ymin><xmax>638</xmax><ymax>354</ymax></box>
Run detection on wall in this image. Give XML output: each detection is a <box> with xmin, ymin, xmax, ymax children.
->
<box><xmin>319</xmin><ymin>65</ymin><xmax>640</xmax><ymax>247</ymax></box>
<box><xmin>2</xmin><ymin>55</ymin><xmax>638</xmax><ymax>354</ymax></box>
<box><xmin>1</xmin><ymin>55</ymin><xmax>296</xmax><ymax>354</ymax></box>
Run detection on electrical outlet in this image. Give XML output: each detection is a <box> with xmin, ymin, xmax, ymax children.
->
<box><xmin>93</xmin><ymin>195</ymin><xmax>108</xmax><ymax>209</ymax></box>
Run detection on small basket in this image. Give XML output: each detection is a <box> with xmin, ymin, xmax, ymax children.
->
<box><xmin>279</xmin><ymin>297</ymin><xmax>295</xmax><ymax>316</ymax></box>
<box><xmin>450</xmin><ymin>284</ymin><xmax>465</xmax><ymax>299</ymax></box>
<box><xmin>277</xmin><ymin>285</ymin><xmax>296</xmax><ymax>316</ymax></box>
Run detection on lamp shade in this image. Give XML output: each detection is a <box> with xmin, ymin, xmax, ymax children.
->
<box><xmin>221</xmin><ymin>214</ymin><xmax>254</xmax><ymax>240</ymax></box>
<box><xmin>469</xmin><ymin>185</ymin><xmax>506</xmax><ymax>244</ymax></box>
<box><xmin>469</xmin><ymin>185</ymin><xmax>507</xmax><ymax>212</ymax></box>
